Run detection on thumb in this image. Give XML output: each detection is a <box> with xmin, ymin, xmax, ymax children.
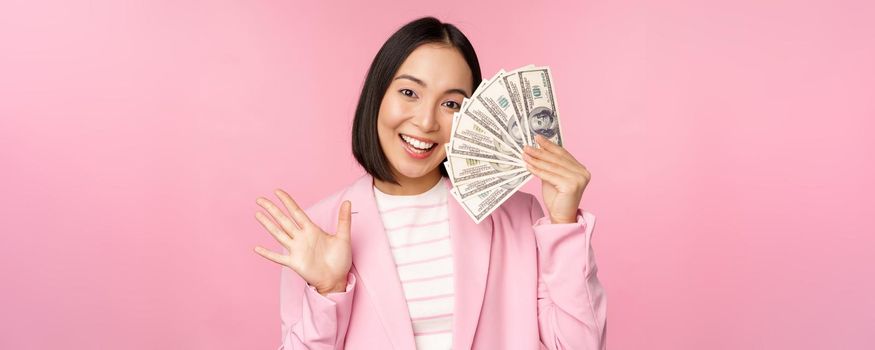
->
<box><xmin>336</xmin><ymin>200</ymin><xmax>352</xmax><ymax>241</ymax></box>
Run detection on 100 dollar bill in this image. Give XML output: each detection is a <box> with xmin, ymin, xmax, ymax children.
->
<box><xmin>451</xmin><ymin>109</ymin><xmax>520</xmax><ymax>163</ymax></box>
<box><xmin>448</xmin><ymin>113</ymin><xmax>522</xmax><ymax>165</ymax></box>
<box><xmin>470</xmin><ymin>70</ymin><xmax>527</xmax><ymax>153</ymax></box>
<box><xmin>501</xmin><ymin>66</ymin><xmax>563</xmax><ymax>147</ymax></box>
<box><xmin>446</xmin><ymin>64</ymin><xmax>562</xmax><ymax>224</ymax></box>
<box><xmin>450</xmin><ymin>171</ymin><xmax>533</xmax><ymax>224</ymax></box>
<box><xmin>451</xmin><ymin>168</ymin><xmax>528</xmax><ymax>201</ymax></box>
<box><xmin>443</xmin><ymin>154</ymin><xmax>524</xmax><ymax>185</ymax></box>
<box><xmin>516</xmin><ymin>66</ymin><xmax>563</xmax><ymax>147</ymax></box>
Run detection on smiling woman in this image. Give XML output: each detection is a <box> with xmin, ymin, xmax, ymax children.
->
<box><xmin>353</xmin><ymin>20</ymin><xmax>482</xmax><ymax>196</ymax></box>
<box><xmin>373</xmin><ymin>43</ymin><xmax>475</xmax><ymax>194</ymax></box>
<box><xmin>254</xmin><ymin>16</ymin><xmax>605</xmax><ymax>350</ymax></box>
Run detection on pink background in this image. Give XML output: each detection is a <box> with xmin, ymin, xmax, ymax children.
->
<box><xmin>1</xmin><ymin>0</ymin><xmax>873</xmax><ymax>349</ymax></box>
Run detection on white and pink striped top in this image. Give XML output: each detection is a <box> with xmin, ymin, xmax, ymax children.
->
<box><xmin>373</xmin><ymin>177</ymin><xmax>454</xmax><ymax>350</ymax></box>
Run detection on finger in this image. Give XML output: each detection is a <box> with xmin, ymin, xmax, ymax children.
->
<box><xmin>526</xmin><ymin>159</ymin><xmax>570</xmax><ymax>188</ymax></box>
<box><xmin>255</xmin><ymin>211</ymin><xmax>294</xmax><ymax>242</ymax></box>
<box><xmin>534</xmin><ymin>134</ymin><xmax>562</xmax><ymax>151</ymax></box>
<box><xmin>336</xmin><ymin>201</ymin><xmax>352</xmax><ymax>242</ymax></box>
<box><xmin>523</xmin><ymin>152</ymin><xmax>578</xmax><ymax>180</ymax></box>
<box><xmin>533</xmin><ymin>135</ymin><xmax>586</xmax><ymax>169</ymax></box>
<box><xmin>531</xmin><ymin>134</ymin><xmax>574</xmax><ymax>158</ymax></box>
<box><xmin>534</xmin><ymin>134</ymin><xmax>573</xmax><ymax>158</ymax></box>
<box><xmin>524</xmin><ymin>144</ymin><xmax>581</xmax><ymax>174</ymax></box>
<box><xmin>256</xmin><ymin>196</ymin><xmax>301</xmax><ymax>234</ymax></box>
<box><xmin>274</xmin><ymin>189</ymin><xmax>315</xmax><ymax>229</ymax></box>
<box><xmin>253</xmin><ymin>246</ymin><xmax>287</xmax><ymax>266</ymax></box>
<box><xmin>538</xmin><ymin>135</ymin><xmax>586</xmax><ymax>174</ymax></box>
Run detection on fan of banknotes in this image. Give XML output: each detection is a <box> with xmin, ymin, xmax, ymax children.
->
<box><xmin>443</xmin><ymin>65</ymin><xmax>563</xmax><ymax>224</ymax></box>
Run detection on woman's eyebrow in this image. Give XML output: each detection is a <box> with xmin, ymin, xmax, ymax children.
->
<box><xmin>394</xmin><ymin>74</ymin><xmax>470</xmax><ymax>98</ymax></box>
<box><xmin>394</xmin><ymin>74</ymin><xmax>426</xmax><ymax>86</ymax></box>
<box><xmin>446</xmin><ymin>88</ymin><xmax>470</xmax><ymax>98</ymax></box>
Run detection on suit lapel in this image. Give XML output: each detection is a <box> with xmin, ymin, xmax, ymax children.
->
<box><xmin>343</xmin><ymin>175</ymin><xmax>416</xmax><ymax>349</ymax></box>
<box><xmin>446</xmin><ymin>179</ymin><xmax>494</xmax><ymax>350</ymax></box>
<box><xmin>342</xmin><ymin>175</ymin><xmax>495</xmax><ymax>349</ymax></box>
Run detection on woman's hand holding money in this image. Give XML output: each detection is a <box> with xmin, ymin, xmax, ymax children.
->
<box><xmin>523</xmin><ymin>134</ymin><xmax>591</xmax><ymax>224</ymax></box>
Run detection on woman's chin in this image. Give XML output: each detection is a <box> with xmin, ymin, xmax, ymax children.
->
<box><xmin>393</xmin><ymin>163</ymin><xmax>440</xmax><ymax>180</ymax></box>
<box><xmin>396</xmin><ymin>169</ymin><xmax>432</xmax><ymax>180</ymax></box>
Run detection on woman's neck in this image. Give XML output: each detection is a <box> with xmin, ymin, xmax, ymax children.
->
<box><xmin>373</xmin><ymin>169</ymin><xmax>442</xmax><ymax>196</ymax></box>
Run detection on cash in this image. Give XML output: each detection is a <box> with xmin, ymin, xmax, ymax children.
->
<box><xmin>446</xmin><ymin>65</ymin><xmax>563</xmax><ymax>223</ymax></box>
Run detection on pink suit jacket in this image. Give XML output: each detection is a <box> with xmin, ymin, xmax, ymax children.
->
<box><xmin>278</xmin><ymin>174</ymin><xmax>606</xmax><ymax>349</ymax></box>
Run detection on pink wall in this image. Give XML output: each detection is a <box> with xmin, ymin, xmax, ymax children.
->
<box><xmin>1</xmin><ymin>0</ymin><xmax>873</xmax><ymax>349</ymax></box>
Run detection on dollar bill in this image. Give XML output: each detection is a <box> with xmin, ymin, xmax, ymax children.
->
<box><xmin>499</xmin><ymin>65</ymin><xmax>534</xmax><ymax>146</ymax></box>
<box><xmin>451</xmin><ymin>109</ymin><xmax>521</xmax><ymax>163</ymax></box>
<box><xmin>446</xmin><ymin>64</ymin><xmax>564</xmax><ymax>224</ymax></box>
<box><xmin>516</xmin><ymin>67</ymin><xmax>563</xmax><ymax>147</ymax></box>
<box><xmin>450</xmin><ymin>171</ymin><xmax>534</xmax><ymax>224</ymax></box>
<box><xmin>451</xmin><ymin>168</ymin><xmax>529</xmax><ymax>201</ymax></box>
<box><xmin>472</xmin><ymin>70</ymin><xmax>527</xmax><ymax>153</ymax></box>
<box><xmin>447</xmin><ymin>113</ymin><xmax>523</xmax><ymax>165</ymax></box>
<box><xmin>443</xmin><ymin>154</ymin><xmax>524</xmax><ymax>186</ymax></box>
<box><xmin>461</xmin><ymin>94</ymin><xmax>523</xmax><ymax>156</ymax></box>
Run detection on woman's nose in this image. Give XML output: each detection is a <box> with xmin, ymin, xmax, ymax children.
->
<box><xmin>412</xmin><ymin>105</ymin><xmax>439</xmax><ymax>132</ymax></box>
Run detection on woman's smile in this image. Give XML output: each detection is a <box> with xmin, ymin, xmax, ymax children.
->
<box><xmin>398</xmin><ymin>133</ymin><xmax>438</xmax><ymax>159</ymax></box>
<box><xmin>371</xmin><ymin>42</ymin><xmax>472</xmax><ymax>183</ymax></box>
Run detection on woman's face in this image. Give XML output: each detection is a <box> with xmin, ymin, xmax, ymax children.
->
<box><xmin>377</xmin><ymin>43</ymin><xmax>473</xmax><ymax>181</ymax></box>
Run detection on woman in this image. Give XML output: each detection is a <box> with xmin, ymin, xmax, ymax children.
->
<box><xmin>254</xmin><ymin>17</ymin><xmax>606</xmax><ymax>350</ymax></box>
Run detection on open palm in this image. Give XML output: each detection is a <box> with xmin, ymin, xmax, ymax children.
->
<box><xmin>253</xmin><ymin>189</ymin><xmax>352</xmax><ymax>295</ymax></box>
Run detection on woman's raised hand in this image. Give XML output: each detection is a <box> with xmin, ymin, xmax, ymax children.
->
<box><xmin>253</xmin><ymin>189</ymin><xmax>353</xmax><ymax>295</ymax></box>
<box><xmin>523</xmin><ymin>134</ymin><xmax>592</xmax><ymax>224</ymax></box>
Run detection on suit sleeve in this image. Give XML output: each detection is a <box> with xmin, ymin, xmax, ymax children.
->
<box><xmin>530</xmin><ymin>196</ymin><xmax>607</xmax><ymax>350</ymax></box>
<box><xmin>277</xmin><ymin>264</ymin><xmax>356</xmax><ymax>350</ymax></box>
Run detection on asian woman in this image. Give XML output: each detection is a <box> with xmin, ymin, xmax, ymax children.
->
<box><xmin>254</xmin><ymin>16</ymin><xmax>606</xmax><ymax>350</ymax></box>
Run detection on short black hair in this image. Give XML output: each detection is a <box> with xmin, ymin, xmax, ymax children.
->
<box><xmin>352</xmin><ymin>16</ymin><xmax>482</xmax><ymax>185</ymax></box>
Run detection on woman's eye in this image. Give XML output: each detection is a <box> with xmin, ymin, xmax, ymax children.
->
<box><xmin>444</xmin><ymin>101</ymin><xmax>461</xmax><ymax>110</ymax></box>
<box><xmin>399</xmin><ymin>89</ymin><xmax>416</xmax><ymax>98</ymax></box>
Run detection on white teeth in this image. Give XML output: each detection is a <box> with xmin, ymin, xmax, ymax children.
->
<box><xmin>401</xmin><ymin>134</ymin><xmax>435</xmax><ymax>150</ymax></box>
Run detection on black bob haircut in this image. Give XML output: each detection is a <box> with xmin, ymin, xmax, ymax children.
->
<box><xmin>351</xmin><ymin>16</ymin><xmax>483</xmax><ymax>185</ymax></box>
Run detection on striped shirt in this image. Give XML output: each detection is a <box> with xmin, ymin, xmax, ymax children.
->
<box><xmin>373</xmin><ymin>177</ymin><xmax>453</xmax><ymax>349</ymax></box>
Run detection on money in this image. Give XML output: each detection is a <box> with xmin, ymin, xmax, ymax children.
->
<box><xmin>472</xmin><ymin>70</ymin><xmax>527</xmax><ymax>152</ymax></box>
<box><xmin>450</xmin><ymin>109</ymin><xmax>521</xmax><ymax>164</ymax></box>
<box><xmin>461</xmin><ymin>97</ymin><xmax>521</xmax><ymax>155</ymax></box>
<box><xmin>499</xmin><ymin>66</ymin><xmax>532</xmax><ymax>146</ymax></box>
<box><xmin>448</xmin><ymin>113</ymin><xmax>523</xmax><ymax>165</ymax></box>
<box><xmin>445</xmin><ymin>65</ymin><xmax>564</xmax><ymax>223</ymax></box>
<box><xmin>443</xmin><ymin>154</ymin><xmax>523</xmax><ymax>185</ymax></box>
<box><xmin>450</xmin><ymin>172</ymin><xmax>534</xmax><ymax>224</ymax></box>
<box><xmin>452</xmin><ymin>169</ymin><xmax>529</xmax><ymax>202</ymax></box>
<box><xmin>517</xmin><ymin>67</ymin><xmax>563</xmax><ymax>147</ymax></box>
